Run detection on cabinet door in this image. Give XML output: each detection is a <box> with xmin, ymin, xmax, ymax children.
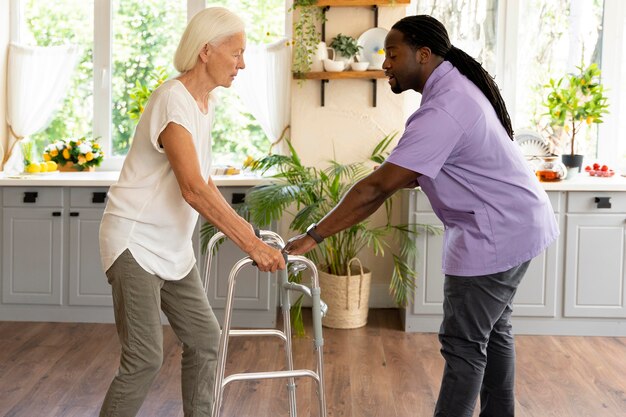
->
<box><xmin>410</xmin><ymin>212</ymin><xmax>445</xmax><ymax>315</ymax></box>
<box><xmin>564</xmin><ymin>214</ymin><xmax>626</xmax><ymax>318</ymax></box>
<box><xmin>68</xmin><ymin>208</ymin><xmax>110</xmax><ymax>306</ymax></box>
<box><xmin>2</xmin><ymin>208</ymin><xmax>64</xmax><ymax>305</ymax></box>
<box><xmin>513</xmin><ymin>192</ymin><xmax>561</xmax><ymax>317</ymax></box>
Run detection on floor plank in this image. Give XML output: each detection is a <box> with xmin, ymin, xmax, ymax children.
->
<box><xmin>1</xmin><ymin>310</ymin><xmax>625</xmax><ymax>417</ymax></box>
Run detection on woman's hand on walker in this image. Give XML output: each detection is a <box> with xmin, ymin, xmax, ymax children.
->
<box><xmin>249</xmin><ymin>242</ymin><xmax>286</xmax><ymax>272</ymax></box>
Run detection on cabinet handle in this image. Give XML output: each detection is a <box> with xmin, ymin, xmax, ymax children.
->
<box><xmin>594</xmin><ymin>197</ymin><xmax>611</xmax><ymax>209</ymax></box>
<box><xmin>70</xmin><ymin>212</ymin><xmax>80</xmax><ymax>217</ymax></box>
<box><xmin>231</xmin><ymin>193</ymin><xmax>246</xmax><ymax>205</ymax></box>
<box><xmin>92</xmin><ymin>192</ymin><xmax>107</xmax><ymax>203</ymax></box>
<box><xmin>52</xmin><ymin>212</ymin><xmax>61</xmax><ymax>217</ymax></box>
<box><xmin>23</xmin><ymin>192</ymin><xmax>38</xmax><ymax>203</ymax></box>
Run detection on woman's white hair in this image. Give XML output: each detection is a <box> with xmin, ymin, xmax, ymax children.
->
<box><xmin>173</xmin><ymin>7</ymin><xmax>245</xmax><ymax>73</ymax></box>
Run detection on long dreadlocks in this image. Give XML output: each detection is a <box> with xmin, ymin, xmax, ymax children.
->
<box><xmin>392</xmin><ymin>15</ymin><xmax>514</xmax><ymax>140</ymax></box>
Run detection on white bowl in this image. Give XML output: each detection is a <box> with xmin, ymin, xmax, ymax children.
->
<box><xmin>350</xmin><ymin>61</ymin><xmax>370</xmax><ymax>71</ymax></box>
<box><xmin>323</xmin><ymin>59</ymin><xmax>345</xmax><ymax>72</ymax></box>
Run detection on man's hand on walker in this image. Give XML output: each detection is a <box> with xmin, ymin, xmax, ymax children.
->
<box><xmin>283</xmin><ymin>233</ymin><xmax>317</xmax><ymax>256</ymax></box>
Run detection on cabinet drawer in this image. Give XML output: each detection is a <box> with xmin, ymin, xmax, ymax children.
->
<box><xmin>2</xmin><ymin>187</ymin><xmax>64</xmax><ymax>207</ymax></box>
<box><xmin>70</xmin><ymin>188</ymin><xmax>109</xmax><ymax>207</ymax></box>
<box><xmin>567</xmin><ymin>192</ymin><xmax>626</xmax><ymax>213</ymax></box>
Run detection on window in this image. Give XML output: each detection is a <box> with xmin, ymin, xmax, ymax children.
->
<box><xmin>416</xmin><ymin>0</ymin><xmax>498</xmax><ymax>75</ymax></box>
<box><xmin>21</xmin><ymin>0</ymin><xmax>94</xmax><ymax>157</ymax></box>
<box><xmin>513</xmin><ymin>0</ymin><xmax>603</xmax><ymax>156</ymax></box>
<box><xmin>414</xmin><ymin>0</ymin><xmax>624</xmax><ymax>163</ymax></box>
<box><xmin>110</xmin><ymin>0</ymin><xmax>187</xmax><ymax>156</ymax></box>
<box><xmin>12</xmin><ymin>0</ymin><xmax>286</xmax><ymax>169</ymax></box>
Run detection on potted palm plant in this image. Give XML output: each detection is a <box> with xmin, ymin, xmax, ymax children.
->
<box><xmin>543</xmin><ymin>63</ymin><xmax>609</xmax><ymax>173</ymax></box>
<box><xmin>233</xmin><ymin>134</ymin><xmax>434</xmax><ymax>332</ymax></box>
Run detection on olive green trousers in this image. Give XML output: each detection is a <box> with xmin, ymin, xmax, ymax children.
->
<box><xmin>100</xmin><ymin>249</ymin><xmax>220</xmax><ymax>417</ymax></box>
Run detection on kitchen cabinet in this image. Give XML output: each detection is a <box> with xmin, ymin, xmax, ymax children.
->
<box><xmin>0</xmin><ymin>184</ymin><xmax>278</xmax><ymax>327</ymax></box>
<box><xmin>67</xmin><ymin>188</ymin><xmax>110</xmax><ymax>306</ymax></box>
<box><xmin>2</xmin><ymin>187</ymin><xmax>65</xmax><ymax>306</ymax></box>
<box><xmin>401</xmin><ymin>188</ymin><xmax>626</xmax><ymax>336</ymax></box>
<box><xmin>563</xmin><ymin>192</ymin><xmax>626</xmax><ymax>318</ymax></box>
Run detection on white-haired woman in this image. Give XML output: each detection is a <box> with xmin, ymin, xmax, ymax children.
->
<box><xmin>98</xmin><ymin>7</ymin><xmax>285</xmax><ymax>417</ymax></box>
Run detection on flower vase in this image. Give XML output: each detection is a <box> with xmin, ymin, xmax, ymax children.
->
<box><xmin>58</xmin><ymin>162</ymin><xmax>95</xmax><ymax>172</ymax></box>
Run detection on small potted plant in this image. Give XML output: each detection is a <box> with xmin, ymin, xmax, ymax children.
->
<box><xmin>43</xmin><ymin>137</ymin><xmax>104</xmax><ymax>172</ymax></box>
<box><xmin>329</xmin><ymin>33</ymin><xmax>361</xmax><ymax>64</ymax></box>
<box><xmin>543</xmin><ymin>63</ymin><xmax>609</xmax><ymax>173</ymax></box>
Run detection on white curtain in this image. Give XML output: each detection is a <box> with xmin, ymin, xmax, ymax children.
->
<box><xmin>233</xmin><ymin>38</ymin><xmax>291</xmax><ymax>154</ymax></box>
<box><xmin>3</xmin><ymin>43</ymin><xmax>79</xmax><ymax>173</ymax></box>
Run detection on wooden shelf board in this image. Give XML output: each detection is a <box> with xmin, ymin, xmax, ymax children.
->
<box><xmin>294</xmin><ymin>70</ymin><xmax>386</xmax><ymax>80</ymax></box>
<box><xmin>314</xmin><ymin>0</ymin><xmax>410</xmax><ymax>6</ymax></box>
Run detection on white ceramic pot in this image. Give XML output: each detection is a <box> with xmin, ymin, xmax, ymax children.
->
<box><xmin>350</xmin><ymin>61</ymin><xmax>369</xmax><ymax>71</ymax></box>
<box><xmin>323</xmin><ymin>59</ymin><xmax>345</xmax><ymax>72</ymax></box>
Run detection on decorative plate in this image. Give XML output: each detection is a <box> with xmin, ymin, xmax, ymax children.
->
<box><xmin>357</xmin><ymin>27</ymin><xmax>389</xmax><ymax>69</ymax></box>
<box><xmin>514</xmin><ymin>130</ymin><xmax>550</xmax><ymax>157</ymax></box>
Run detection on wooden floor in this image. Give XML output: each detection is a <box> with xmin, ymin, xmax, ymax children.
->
<box><xmin>1</xmin><ymin>309</ymin><xmax>625</xmax><ymax>417</ymax></box>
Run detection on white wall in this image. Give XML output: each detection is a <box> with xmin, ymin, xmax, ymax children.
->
<box><xmin>0</xmin><ymin>0</ymin><xmax>9</xmax><ymax>166</ymax></box>
<box><xmin>290</xmin><ymin>6</ymin><xmax>409</xmax><ymax>306</ymax></box>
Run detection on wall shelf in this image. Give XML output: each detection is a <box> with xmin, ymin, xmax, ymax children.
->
<box><xmin>294</xmin><ymin>70</ymin><xmax>386</xmax><ymax>80</ymax></box>
<box><xmin>294</xmin><ymin>0</ymin><xmax>405</xmax><ymax>107</ymax></box>
<box><xmin>293</xmin><ymin>71</ymin><xmax>387</xmax><ymax>107</ymax></box>
<box><xmin>314</xmin><ymin>0</ymin><xmax>410</xmax><ymax>6</ymax></box>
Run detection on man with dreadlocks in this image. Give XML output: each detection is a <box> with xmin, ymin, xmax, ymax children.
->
<box><xmin>284</xmin><ymin>14</ymin><xmax>558</xmax><ymax>417</ymax></box>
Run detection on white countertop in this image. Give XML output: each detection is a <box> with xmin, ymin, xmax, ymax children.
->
<box><xmin>539</xmin><ymin>173</ymin><xmax>626</xmax><ymax>191</ymax></box>
<box><xmin>1</xmin><ymin>170</ymin><xmax>626</xmax><ymax>191</ymax></box>
<box><xmin>0</xmin><ymin>171</ymin><xmax>271</xmax><ymax>187</ymax></box>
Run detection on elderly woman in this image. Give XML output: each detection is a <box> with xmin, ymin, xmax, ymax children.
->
<box><xmin>98</xmin><ymin>7</ymin><xmax>285</xmax><ymax>417</ymax></box>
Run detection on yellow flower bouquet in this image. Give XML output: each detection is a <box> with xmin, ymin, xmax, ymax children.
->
<box><xmin>43</xmin><ymin>138</ymin><xmax>104</xmax><ymax>171</ymax></box>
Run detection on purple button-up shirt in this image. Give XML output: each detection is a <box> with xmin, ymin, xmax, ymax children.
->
<box><xmin>387</xmin><ymin>61</ymin><xmax>559</xmax><ymax>276</ymax></box>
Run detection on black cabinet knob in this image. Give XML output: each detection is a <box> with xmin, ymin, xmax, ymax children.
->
<box><xmin>231</xmin><ymin>193</ymin><xmax>246</xmax><ymax>205</ymax></box>
<box><xmin>52</xmin><ymin>212</ymin><xmax>61</xmax><ymax>217</ymax></box>
<box><xmin>92</xmin><ymin>192</ymin><xmax>107</xmax><ymax>203</ymax></box>
<box><xmin>594</xmin><ymin>197</ymin><xmax>612</xmax><ymax>209</ymax></box>
<box><xmin>23</xmin><ymin>192</ymin><xmax>38</xmax><ymax>203</ymax></box>
<box><xmin>70</xmin><ymin>212</ymin><xmax>80</xmax><ymax>217</ymax></box>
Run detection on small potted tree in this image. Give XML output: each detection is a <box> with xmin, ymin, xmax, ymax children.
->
<box><xmin>543</xmin><ymin>63</ymin><xmax>609</xmax><ymax>173</ymax></box>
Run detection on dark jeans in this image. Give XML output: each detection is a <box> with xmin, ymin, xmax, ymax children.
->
<box><xmin>434</xmin><ymin>261</ymin><xmax>530</xmax><ymax>417</ymax></box>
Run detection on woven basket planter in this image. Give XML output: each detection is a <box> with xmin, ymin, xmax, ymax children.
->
<box><xmin>319</xmin><ymin>258</ymin><xmax>371</xmax><ymax>329</ymax></box>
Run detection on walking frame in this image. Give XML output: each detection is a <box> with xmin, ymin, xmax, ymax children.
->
<box><xmin>203</xmin><ymin>230</ymin><xmax>328</xmax><ymax>417</ymax></box>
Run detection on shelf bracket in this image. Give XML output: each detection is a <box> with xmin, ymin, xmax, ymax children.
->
<box><xmin>321</xmin><ymin>79</ymin><xmax>329</xmax><ymax>106</ymax></box>
<box><xmin>321</xmin><ymin>6</ymin><xmax>330</xmax><ymax>42</ymax></box>
<box><xmin>372</xmin><ymin>79</ymin><xmax>378</xmax><ymax>107</ymax></box>
<box><xmin>372</xmin><ymin>5</ymin><xmax>379</xmax><ymax>27</ymax></box>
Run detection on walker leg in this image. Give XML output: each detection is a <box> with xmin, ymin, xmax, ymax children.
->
<box><xmin>280</xmin><ymin>268</ymin><xmax>298</xmax><ymax>417</ymax></box>
<box><xmin>212</xmin><ymin>257</ymin><xmax>254</xmax><ymax>417</ymax></box>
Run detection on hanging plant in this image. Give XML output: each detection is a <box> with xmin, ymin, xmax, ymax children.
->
<box><xmin>292</xmin><ymin>0</ymin><xmax>325</xmax><ymax>76</ymax></box>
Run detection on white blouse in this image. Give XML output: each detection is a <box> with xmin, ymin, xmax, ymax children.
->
<box><xmin>99</xmin><ymin>79</ymin><xmax>214</xmax><ymax>280</ymax></box>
